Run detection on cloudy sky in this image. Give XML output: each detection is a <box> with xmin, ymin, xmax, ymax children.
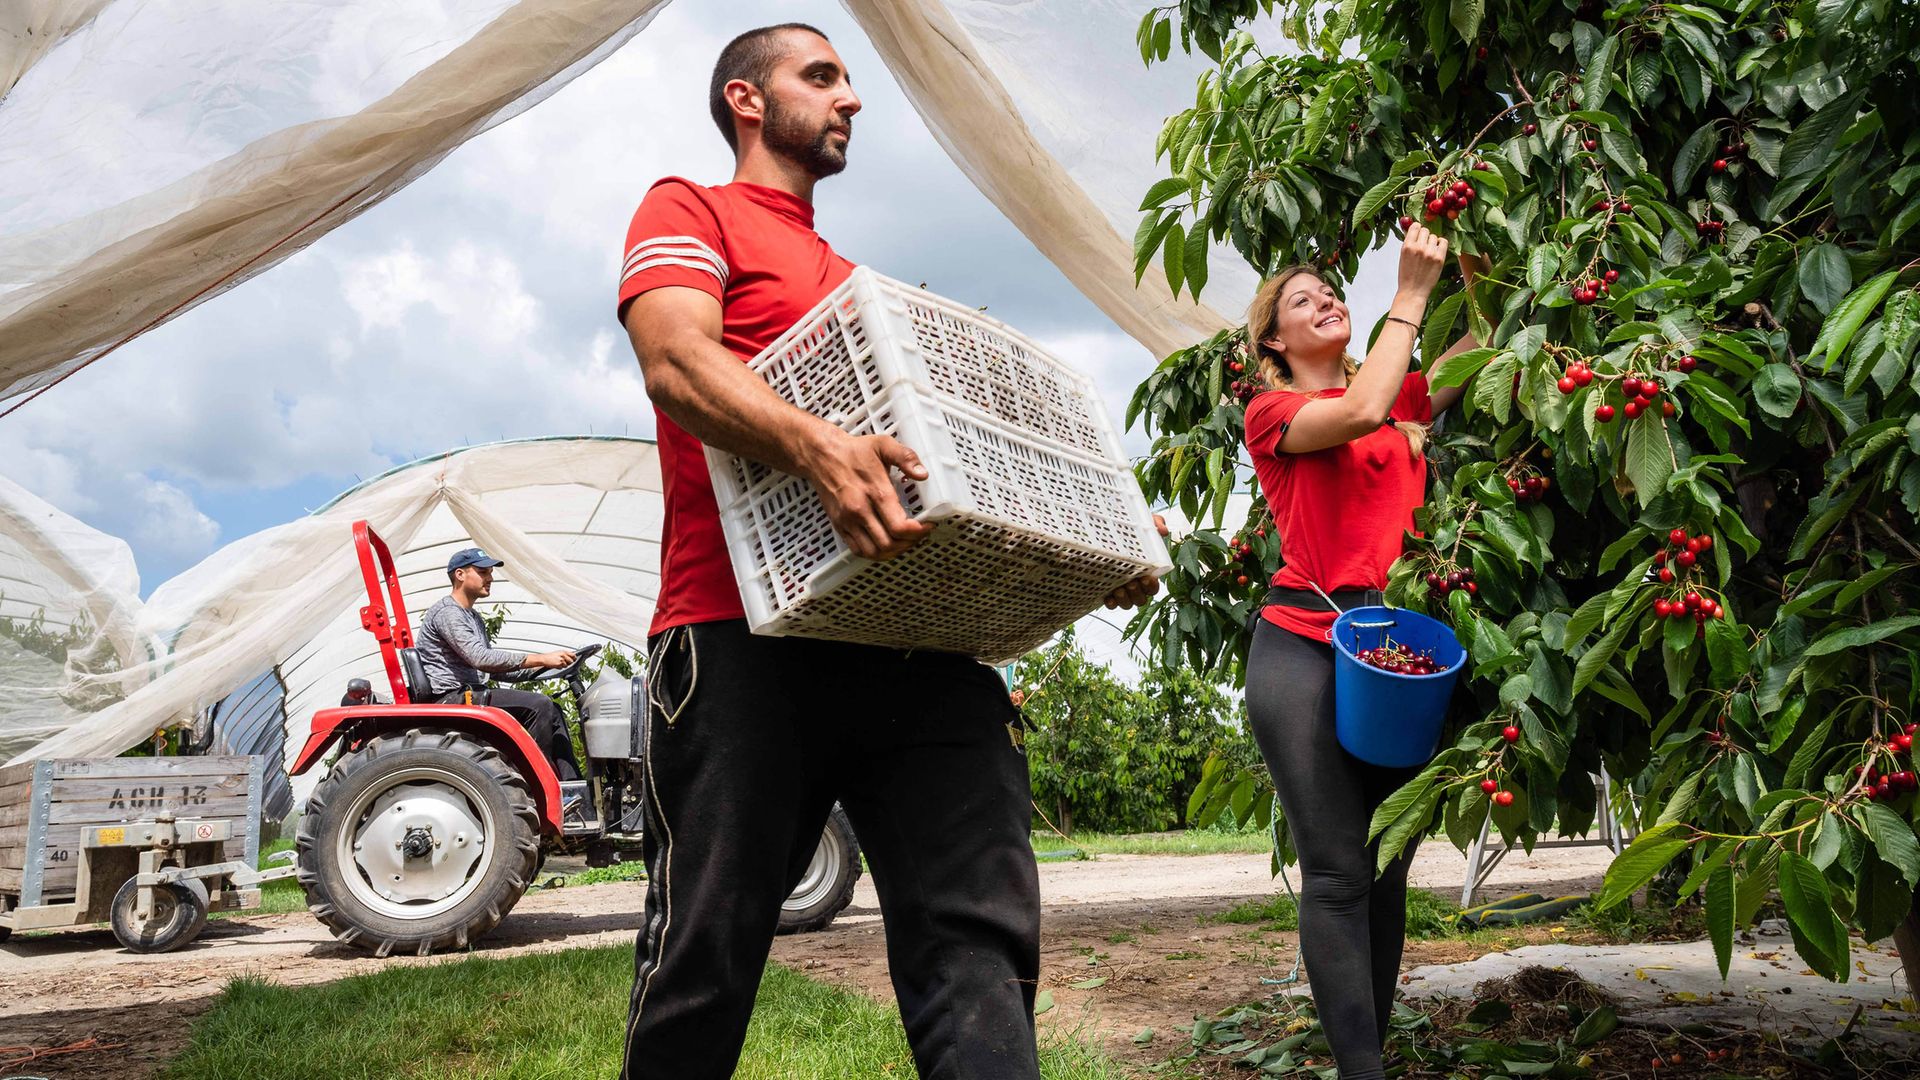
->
<box><xmin>0</xmin><ymin>0</ymin><xmax>1399</xmax><ymax>675</ymax></box>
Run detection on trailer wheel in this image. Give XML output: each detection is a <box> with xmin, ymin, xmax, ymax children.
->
<box><xmin>110</xmin><ymin>877</ymin><xmax>208</xmax><ymax>953</ymax></box>
<box><xmin>297</xmin><ymin>728</ymin><xmax>540</xmax><ymax>957</ymax></box>
<box><xmin>777</xmin><ymin>806</ymin><xmax>861</xmax><ymax>935</ymax></box>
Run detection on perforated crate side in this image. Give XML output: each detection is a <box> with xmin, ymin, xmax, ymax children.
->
<box><xmin>717</xmin><ymin>387</ymin><xmax>958</xmax><ymax>630</ymax></box>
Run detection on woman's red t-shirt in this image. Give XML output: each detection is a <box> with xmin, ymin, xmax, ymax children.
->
<box><xmin>1242</xmin><ymin>371</ymin><xmax>1433</xmax><ymax>641</ymax></box>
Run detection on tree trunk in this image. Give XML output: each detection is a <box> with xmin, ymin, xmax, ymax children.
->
<box><xmin>1895</xmin><ymin>892</ymin><xmax>1920</xmax><ymax>1009</ymax></box>
<box><xmin>1058</xmin><ymin>799</ymin><xmax>1072</xmax><ymax>838</ymax></box>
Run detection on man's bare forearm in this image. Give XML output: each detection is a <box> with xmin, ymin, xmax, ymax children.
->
<box><xmin>640</xmin><ymin>326</ymin><xmax>840</xmax><ymax>482</ymax></box>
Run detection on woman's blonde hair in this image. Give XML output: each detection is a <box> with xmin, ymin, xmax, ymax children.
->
<box><xmin>1246</xmin><ymin>264</ymin><xmax>1427</xmax><ymax>456</ymax></box>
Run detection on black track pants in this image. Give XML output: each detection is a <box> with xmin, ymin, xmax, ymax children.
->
<box><xmin>1245</xmin><ymin>620</ymin><xmax>1424</xmax><ymax>1080</ymax></box>
<box><xmin>620</xmin><ymin>620</ymin><xmax>1042</xmax><ymax>1080</ymax></box>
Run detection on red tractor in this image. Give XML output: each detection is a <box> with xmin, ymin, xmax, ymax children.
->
<box><xmin>287</xmin><ymin>522</ymin><xmax>860</xmax><ymax>955</ymax></box>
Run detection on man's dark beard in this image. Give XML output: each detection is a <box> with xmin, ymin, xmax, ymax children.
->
<box><xmin>763</xmin><ymin>93</ymin><xmax>848</xmax><ymax>178</ymax></box>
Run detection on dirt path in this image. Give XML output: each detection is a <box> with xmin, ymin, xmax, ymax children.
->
<box><xmin>0</xmin><ymin>843</ymin><xmax>1612</xmax><ymax>1078</ymax></box>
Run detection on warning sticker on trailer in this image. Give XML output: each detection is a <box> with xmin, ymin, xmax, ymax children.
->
<box><xmin>99</xmin><ymin>827</ymin><xmax>125</xmax><ymax>845</ymax></box>
<box><xmin>195</xmin><ymin>823</ymin><xmax>216</xmax><ymax>840</ymax></box>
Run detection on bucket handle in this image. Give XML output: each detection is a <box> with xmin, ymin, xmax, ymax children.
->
<box><xmin>1307</xmin><ymin>581</ymin><xmax>1395</xmax><ymax>644</ymax></box>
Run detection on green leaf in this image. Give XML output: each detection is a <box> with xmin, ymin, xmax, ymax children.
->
<box><xmin>1034</xmin><ymin>989</ymin><xmax>1056</xmax><ymax>1015</ymax></box>
<box><xmin>1571</xmin><ymin>1006</ymin><xmax>1619</xmax><ymax>1048</ymax></box>
<box><xmin>1353</xmin><ymin>174</ymin><xmax>1410</xmax><ymax>229</ymax></box>
<box><xmin>1705</xmin><ymin>619</ymin><xmax>1749</xmax><ymax>683</ymax></box>
<box><xmin>1573</xmin><ymin>605</ymin><xmax>1638</xmax><ymax>697</ymax></box>
<box><xmin>1161</xmin><ymin>222</ymin><xmax>1187</xmax><ymax>296</ymax></box>
<box><xmin>1430</xmin><ymin>346</ymin><xmax>1498</xmax><ymax>390</ymax></box>
<box><xmin>1855</xmin><ymin>856</ymin><xmax>1914</xmax><ymax>943</ymax></box>
<box><xmin>1799</xmin><ymin>243</ymin><xmax>1852</xmax><ymax>315</ymax></box>
<box><xmin>1526</xmin><ymin>245</ymin><xmax>1559</xmax><ymax>294</ymax></box>
<box><xmin>1449</xmin><ymin>0</ymin><xmax>1484</xmax><ymax>44</ymax></box>
<box><xmin>1673</xmin><ymin>123</ymin><xmax>1718</xmax><ymax>194</ymax></box>
<box><xmin>1777</xmin><ymin>850</ymin><xmax>1849</xmax><ymax>981</ymax></box>
<box><xmin>1805</xmin><ymin>616</ymin><xmax>1920</xmax><ymax>657</ymax></box>
<box><xmin>1813</xmin><ymin>271</ymin><xmax>1898</xmax><ymax>370</ymax></box>
<box><xmin>1139</xmin><ymin>177</ymin><xmax>1189</xmax><ymax>211</ymax></box>
<box><xmin>1657</xmin><ymin>770</ymin><xmax>1705</xmax><ymax>826</ymax></box>
<box><xmin>1593</xmin><ymin>823</ymin><xmax>1687</xmax><ymax>911</ymax></box>
<box><xmin>1855</xmin><ymin>802</ymin><xmax>1920</xmax><ymax>888</ymax></box>
<box><xmin>1706</xmin><ymin>864</ymin><xmax>1735</xmax><ymax>978</ymax></box>
<box><xmin>1678</xmin><ymin>839</ymin><xmax>1738</xmax><ymax>898</ymax></box>
<box><xmin>1183</xmin><ymin>221</ymin><xmax>1210</xmax><ymax>300</ymax></box>
<box><xmin>1784</xmin><ymin>714</ymin><xmax>1833</xmax><ymax>789</ymax></box>
<box><xmin>1780</xmin><ymin>90</ymin><xmax>1864</xmax><ymax>180</ymax></box>
<box><xmin>1376</xmin><ymin>784</ymin><xmax>1442</xmax><ymax>875</ymax></box>
<box><xmin>1624</xmin><ymin>414</ymin><xmax>1676</xmax><ymax>507</ymax></box>
<box><xmin>1367</xmin><ymin>770</ymin><xmax>1437</xmax><ymax>844</ymax></box>
<box><xmin>1581</xmin><ymin>35</ymin><xmax>1617</xmax><ymax>111</ymax></box>
<box><xmin>1752</xmin><ymin>363</ymin><xmax>1802</xmax><ymax>417</ymax></box>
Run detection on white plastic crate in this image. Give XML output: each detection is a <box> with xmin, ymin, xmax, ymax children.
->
<box><xmin>705</xmin><ymin>267</ymin><xmax>1169</xmax><ymax>664</ymax></box>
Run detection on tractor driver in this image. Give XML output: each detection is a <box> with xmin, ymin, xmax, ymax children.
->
<box><xmin>414</xmin><ymin>547</ymin><xmax>585</xmax><ymax>782</ymax></box>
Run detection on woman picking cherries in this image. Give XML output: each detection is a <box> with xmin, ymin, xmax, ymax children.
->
<box><xmin>1237</xmin><ymin>223</ymin><xmax>1488</xmax><ymax>1080</ymax></box>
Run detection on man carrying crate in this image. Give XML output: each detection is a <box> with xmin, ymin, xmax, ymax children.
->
<box><xmin>614</xmin><ymin>22</ymin><xmax>1157</xmax><ymax>1080</ymax></box>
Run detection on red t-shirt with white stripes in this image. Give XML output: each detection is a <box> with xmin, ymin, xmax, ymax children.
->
<box><xmin>617</xmin><ymin>177</ymin><xmax>855</xmax><ymax>636</ymax></box>
<box><xmin>1242</xmin><ymin>372</ymin><xmax>1432</xmax><ymax>642</ymax></box>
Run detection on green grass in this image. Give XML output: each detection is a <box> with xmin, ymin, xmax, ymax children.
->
<box><xmin>213</xmin><ymin>836</ymin><xmax>306</xmax><ymax>918</ymax></box>
<box><xmin>545</xmin><ymin>860</ymin><xmax>648</xmax><ymax>888</ymax></box>
<box><xmin>161</xmin><ymin>944</ymin><xmax>1133</xmax><ymax>1080</ymax></box>
<box><xmin>1029</xmin><ymin>828</ymin><xmax>1272</xmax><ymax>857</ymax></box>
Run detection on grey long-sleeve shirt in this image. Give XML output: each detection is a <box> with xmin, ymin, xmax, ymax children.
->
<box><xmin>414</xmin><ymin>596</ymin><xmax>537</xmax><ymax>696</ymax></box>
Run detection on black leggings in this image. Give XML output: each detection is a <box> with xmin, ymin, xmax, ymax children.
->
<box><xmin>1246</xmin><ymin>619</ymin><xmax>1423</xmax><ymax>1080</ymax></box>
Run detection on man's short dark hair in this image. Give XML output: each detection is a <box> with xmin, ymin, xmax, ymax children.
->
<box><xmin>709</xmin><ymin>22</ymin><xmax>829</xmax><ymax>151</ymax></box>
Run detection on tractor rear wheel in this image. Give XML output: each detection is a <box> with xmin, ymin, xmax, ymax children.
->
<box><xmin>296</xmin><ymin>729</ymin><xmax>540</xmax><ymax>956</ymax></box>
<box><xmin>777</xmin><ymin>805</ymin><xmax>861</xmax><ymax>935</ymax></box>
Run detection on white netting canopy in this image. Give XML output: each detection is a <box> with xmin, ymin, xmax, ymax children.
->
<box><xmin>2</xmin><ymin>438</ymin><xmax>663</xmax><ymax>805</ymax></box>
<box><xmin>0</xmin><ymin>0</ymin><xmax>1244</xmax><ymax>416</ymax></box>
<box><xmin>0</xmin><ymin>1</ymin><xmax>1280</xmax><ymax>771</ymax></box>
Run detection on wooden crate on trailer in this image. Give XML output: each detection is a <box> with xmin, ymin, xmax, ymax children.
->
<box><xmin>0</xmin><ymin>755</ymin><xmax>262</xmax><ymax>909</ymax></box>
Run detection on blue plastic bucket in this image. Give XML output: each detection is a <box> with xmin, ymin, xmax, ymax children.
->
<box><xmin>1328</xmin><ymin>606</ymin><xmax>1466</xmax><ymax>768</ymax></box>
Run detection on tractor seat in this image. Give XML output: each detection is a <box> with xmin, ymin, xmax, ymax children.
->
<box><xmin>398</xmin><ymin>647</ymin><xmax>434</xmax><ymax>704</ymax></box>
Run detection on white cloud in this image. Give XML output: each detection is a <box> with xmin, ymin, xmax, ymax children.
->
<box><xmin>126</xmin><ymin>478</ymin><xmax>220</xmax><ymax>561</ymax></box>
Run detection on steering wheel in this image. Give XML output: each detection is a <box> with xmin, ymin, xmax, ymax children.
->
<box><xmin>533</xmin><ymin>642</ymin><xmax>602</xmax><ymax>683</ymax></box>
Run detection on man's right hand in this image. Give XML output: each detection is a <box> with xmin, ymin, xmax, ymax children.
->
<box><xmin>802</xmin><ymin>430</ymin><xmax>932</xmax><ymax>560</ymax></box>
<box><xmin>528</xmin><ymin>650</ymin><xmax>578</xmax><ymax>670</ymax></box>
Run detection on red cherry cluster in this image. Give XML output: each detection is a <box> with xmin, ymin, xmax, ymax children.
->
<box><xmin>1522</xmin><ymin>122</ymin><xmax>1538</xmax><ymax>136</ymax></box>
<box><xmin>1356</xmin><ymin>641</ymin><xmax>1443</xmax><ymax>675</ymax></box>
<box><xmin>1479</xmin><ymin>775</ymin><xmax>1515</xmax><ymax>806</ymax></box>
<box><xmin>1230</xmin><ymin>377</ymin><xmax>1259</xmax><ymax>404</ymax></box>
<box><xmin>1696</xmin><ymin>219</ymin><xmax>1726</xmax><ymax>241</ymax></box>
<box><xmin>1596</xmin><ymin>373</ymin><xmax>1671</xmax><ymax>423</ymax></box>
<box><xmin>1568</xmin><ymin>267</ymin><xmax>1619</xmax><ymax>306</ymax></box>
<box><xmin>1653</xmin><ymin>527</ymin><xmax>1713</xmax><ymax>577</ymax></box>
<box><xmin>1556</xmin><ymin>359</ymin><xmax>1597</xmax><ymax>395</ymax></box>
<box><xmin>1421</xmin><ymin>177</ymin><xmax>1477</xmax><ymax>222</ymax></box>
<box><xmin>1677</xmin><ymin>354</ymin><xmax>1698</xmax><ymax>373</ymax></box>
<box><xmin>1507</xmin><ymin>471</ymin><xmax>1550</xmax><ymax>502</ymax></box>
<box><xmin>1861</xmin><ymin>728</ymin><xmax>1918</xmax><ymax>801</ymax></box>
<box><xmin>1653</xmin><ymin>589</ymin><xmax>1723</xmax><ymax>623</ymax></box>
<box><xmin>1424</xmin><ymin>565</ymin><xmax>1477</xmax><ymax>597</ymax></box>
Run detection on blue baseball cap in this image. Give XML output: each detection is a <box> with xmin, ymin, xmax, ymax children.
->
<box><xmin>447</xmin><ymin>547</ymin><xmax>505</xmax><ymax>572</ymax></box>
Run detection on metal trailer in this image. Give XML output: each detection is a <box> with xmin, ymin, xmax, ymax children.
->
<box><xmin>0</xmin><ymin>754</ymin><xmax>296</xmax><ymax>952</ymax></box>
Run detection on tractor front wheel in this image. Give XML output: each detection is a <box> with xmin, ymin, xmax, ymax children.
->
<box><xmin>296</xmin><ymin>729</ymin><xmax>540</xmax><ymax>956</ymax></box>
